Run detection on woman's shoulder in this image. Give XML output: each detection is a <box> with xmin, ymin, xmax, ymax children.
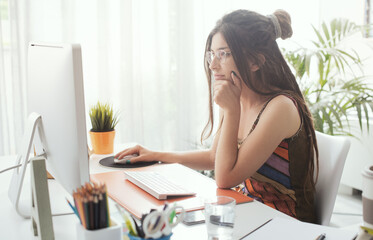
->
<box><xmin>258</xmin><ymin>94</ymin><xmax>301</xmax><ymax>138</ymax></box>
<box><xmin>265</xmin><ymin>94</ymin><xmax>299</xmax><ymax>114</ymax></box>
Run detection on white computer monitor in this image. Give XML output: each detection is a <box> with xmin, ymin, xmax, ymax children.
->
<box><xmin>8</xmin><ymin>42</ymin><xmax>90</xmax><ymax>218</ymax></box>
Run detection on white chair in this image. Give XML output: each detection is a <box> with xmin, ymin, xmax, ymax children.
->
<box><xmin>315</xmin><ymin>131</ymin><xmax>351</xmax><ymax>225</ymax></box>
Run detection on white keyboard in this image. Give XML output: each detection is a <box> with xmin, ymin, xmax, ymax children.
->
<box><xmin>123</xmin><ymin>171</ymin><xmax>196</xmax><ymax>200</ymax></box>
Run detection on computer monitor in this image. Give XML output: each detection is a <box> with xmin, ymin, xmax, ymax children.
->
<box><xmin>8</xmin><ymin>42</ymin><xmax>90</xmax><ymax>218</ymax></box>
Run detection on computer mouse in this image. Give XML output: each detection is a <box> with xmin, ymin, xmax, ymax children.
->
<box><xmin>114</xmin><ymin>154</ymin><xmax>139</xmax><ymax>164</ymax></box>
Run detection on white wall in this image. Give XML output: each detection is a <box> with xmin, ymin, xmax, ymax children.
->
<box><xmin>342</xmin><ymin>119</ymin><xmax>373</xmax><ymax>190</ymax></box>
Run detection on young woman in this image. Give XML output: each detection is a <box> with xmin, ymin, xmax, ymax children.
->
<box><xmin>115</xmin><ymin>9</ymin><xmax>319</xmax><ymax>223</ymax></box>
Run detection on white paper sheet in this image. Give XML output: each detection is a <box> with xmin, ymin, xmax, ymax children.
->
<box><xmin>241</xmin><ymin>217</ymin><xmax>358</xmax><ymax>240</ymax></box>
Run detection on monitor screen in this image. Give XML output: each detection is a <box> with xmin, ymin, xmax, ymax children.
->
<box><xmin>27</xmin><ymin>42</ymin><xmax>90</xmax><ymax>194</ymax></box>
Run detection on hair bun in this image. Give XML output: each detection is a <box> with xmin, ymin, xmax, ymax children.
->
<box><xmin>273</xmin><ymin>9</ymin><xmax>292</xmax><ymax>39</ymax></box>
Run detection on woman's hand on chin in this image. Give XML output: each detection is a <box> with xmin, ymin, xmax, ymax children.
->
<box><xmin>213</xmin><ymin>71</ymin><xmax>242</xmax><ymax>113</ymax></box>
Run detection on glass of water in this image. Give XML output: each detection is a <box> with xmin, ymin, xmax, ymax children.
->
<box><xmin>204</xmin><ymin>196</ymin><xmax>236</xmax><ymax>240</ymax></box>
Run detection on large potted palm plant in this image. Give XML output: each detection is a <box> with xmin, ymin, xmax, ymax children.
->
<box><xmin>283</xmin><ymin>19</ymin><xmax>373</xmax><ymax>136</ymax></box>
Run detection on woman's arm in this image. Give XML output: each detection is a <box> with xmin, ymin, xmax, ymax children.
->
<box><xmin>155</xmin><ymin>150</ymin><xmax>212</xmax><ymax>170</ymax></box>
<box><xmin>214</xmin><ymin>106</ymin><xmax>240</xmax><ymax>185</ymax></box>
<box><xmin>115</xmin><ymin>145</ymin><xmax>213</xmax><ymax>169</ymax></box>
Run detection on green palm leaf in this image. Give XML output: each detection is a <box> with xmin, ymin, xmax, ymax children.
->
<box><xmin>283</xmin><ymin>18</ymin><xmax>373</xmax><ymax>137</ymax></box>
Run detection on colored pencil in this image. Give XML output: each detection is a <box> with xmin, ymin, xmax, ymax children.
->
<box><xmin>70</xmin><ymin>182</ymin><xmax>110</xmax><ymax>230</ymax></box>
<box><xmin>93</xmin><ymin>195</ymin><xmax>99</xmax><ymax>229</ymax></box>
<box><xmin>98</xmin><ymin>193</ymin><xmax>106</xmax><ymax>228</ymax></box>
<box><xmin>83</xmin><ymin>197</ymin><xmax>90</xmax><ymax>230</ymax></box>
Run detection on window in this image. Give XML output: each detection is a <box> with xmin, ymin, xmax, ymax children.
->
<box><xmin>365</xmin><ymin>0</ymin><xmax>373</xmax><ymax>37</ymax></box>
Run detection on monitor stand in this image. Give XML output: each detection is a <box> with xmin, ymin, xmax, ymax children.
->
<box><xmin>30</xmin><ymin>156</ymin><xmax>54</xmax><ymax>239</ymax></box>
<box><xmin>8</xmin><ymin>112</ymin><xmax>54</xmax><ymax>239</ymax></box>
<box><xmin>8</xmin><ymin>112</ymin><xmax>49</xmax><ymax>218</ymax></box>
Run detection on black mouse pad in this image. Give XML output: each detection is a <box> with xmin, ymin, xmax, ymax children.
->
<box><xmin>99</xmin><ymin>156</ymin><xmax>158</xmax><ymax>168</ymax></box>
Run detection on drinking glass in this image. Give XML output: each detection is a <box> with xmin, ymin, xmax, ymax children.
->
<box><xmin>204</xmin><ymin>196</ymin><xmax>236</xmax><ymax>240</ymax></box>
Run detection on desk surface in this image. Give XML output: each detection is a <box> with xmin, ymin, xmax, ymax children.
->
<box><xmin>0</xmin><ymin>154</ymin><xmax>293</xmax><ymax>240</ymax></box>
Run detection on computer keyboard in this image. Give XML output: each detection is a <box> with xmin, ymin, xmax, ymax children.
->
<box><xmin>123</xmin><ymin>171</ymin><xmax>196</xmax><ymax>200</ymax></box>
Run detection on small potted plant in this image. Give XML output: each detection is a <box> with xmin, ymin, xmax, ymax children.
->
<box><xmin>89</xmin><ymin>101</ymin><xmax>119</xmax><ymax>154</ymax></box>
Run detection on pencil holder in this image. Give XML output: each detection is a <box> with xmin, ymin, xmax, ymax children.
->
<box><xmin>127</xmin><ymin>233</ymin><xmax>172</xmax><ymax>240</ymax></box>
<box><xmin>76</xmin><ymin>219</ymin><xmax>122</xmax><ymax>240</ymax></box>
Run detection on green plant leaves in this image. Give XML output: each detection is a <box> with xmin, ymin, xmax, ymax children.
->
<box><xmin>283</xmin><ymin>18</ymin><xmax>373</xmax><ymax>137</ymax></box>
<box><xmin>89</xmin><ymin>102</ymin><xmax>119</xmax><ymax>132</ymax></box>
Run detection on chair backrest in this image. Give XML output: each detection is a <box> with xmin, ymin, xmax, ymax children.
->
<box><xmin>315</xmin><ymin>131</ymin><xmax>351</xmax><ymax>225</ymax></box>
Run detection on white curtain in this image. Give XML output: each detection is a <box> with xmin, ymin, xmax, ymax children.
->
<box><xmin>0</xmin><ymin>0</ymin><xmax>28</xmax><ymax>155</ymax></box>
<box><xmin>3</xmin><ymin>0</ymin><xmax>223</xmax><ymax>154</ymax></box>
<box><xmin>0</xmin><ymin>0</ymin><xmax>365</xmax><ymax>155</ymax></box>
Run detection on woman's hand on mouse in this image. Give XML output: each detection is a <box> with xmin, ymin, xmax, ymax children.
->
<box><xmin>213</xmin><ymin>71</ymin><xmax>242</xmax><ymax>113</ymax></box>
<box><xmin>115</xmin><ymin>145</ymin><xmax>157</xmax><ymax>163</ymax></box>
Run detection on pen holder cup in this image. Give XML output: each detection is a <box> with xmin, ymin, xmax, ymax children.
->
<box><xmin>127</xmin><ymin>233</ymin><xmax>173</xmax><ymax>240</ymax></box>
<box><xmin>76</xmin><ymin>219</ymin><xmax>122</xmax><ymax>240</ymax></box>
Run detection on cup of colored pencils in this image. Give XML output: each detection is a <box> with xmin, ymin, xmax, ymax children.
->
<box><xmin>67</xmin><ymin>182</ymin><xmax>110</xmax><ymax>230</ymax></box>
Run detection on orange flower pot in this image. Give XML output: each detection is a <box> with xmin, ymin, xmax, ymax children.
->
<box><xmin>90</xmin><ymin>130</ymin><xmax>116</xmax><ymax>154</ymax></box>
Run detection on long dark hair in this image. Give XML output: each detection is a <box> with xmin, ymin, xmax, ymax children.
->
<box><xmin>201</xmin><ymin>9</ymin><xmax>319</xmax><ymax>194</ymax></box>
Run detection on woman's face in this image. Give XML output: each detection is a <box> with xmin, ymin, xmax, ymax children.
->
<box><xmin>208</xmin><ymin>32</ymin><xmax>239</xmax><ymax>81</ymax></box>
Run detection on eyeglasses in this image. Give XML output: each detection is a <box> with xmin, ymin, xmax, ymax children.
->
<box><xmin>205</xmin><ymin>49</ymin><xmax>232</xmax><ymax>65</ymax></box>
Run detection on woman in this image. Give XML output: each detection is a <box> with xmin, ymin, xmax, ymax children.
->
<box><xmin>115</xmin><ymin>9</ymin><xmax>319</xmax><ymax>223</ymax></box>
